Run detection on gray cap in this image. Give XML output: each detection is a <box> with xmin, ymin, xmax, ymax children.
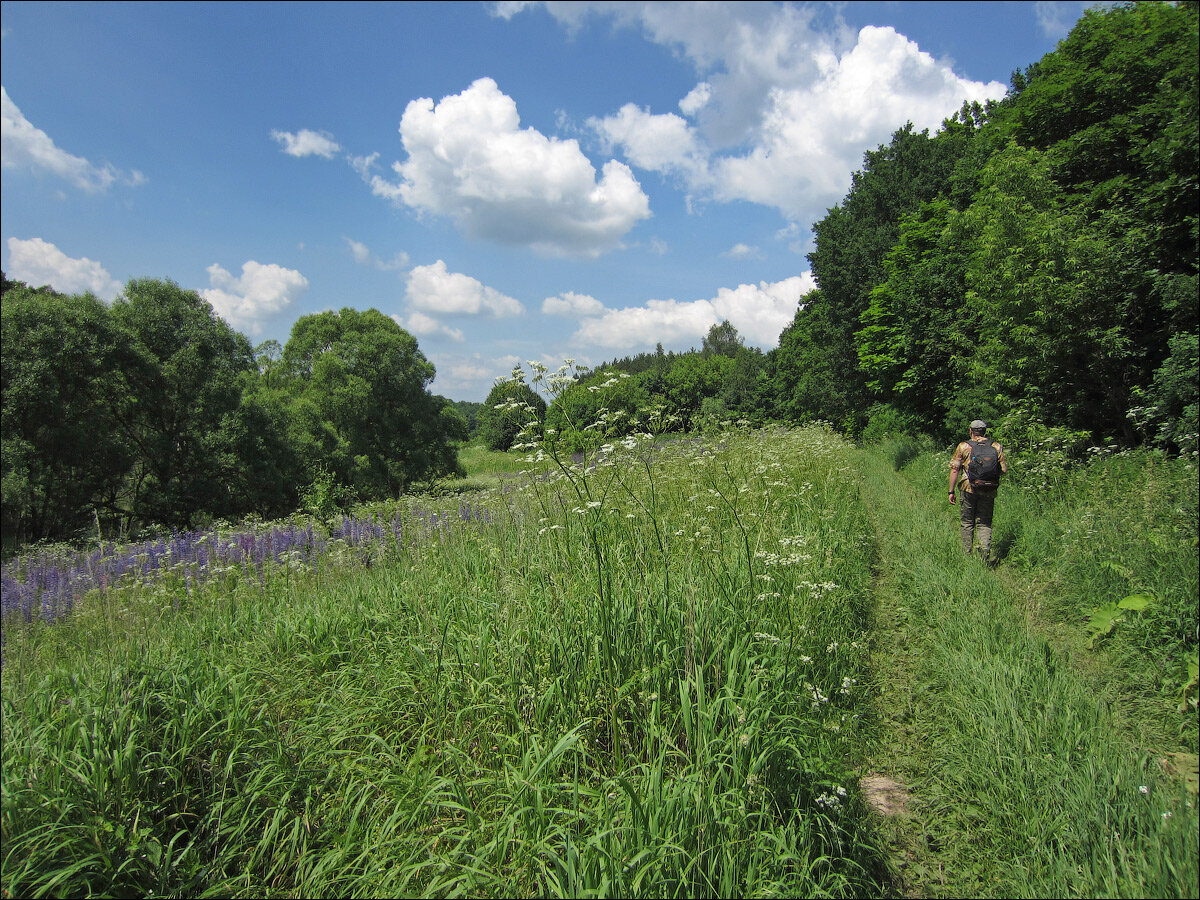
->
<box><xmin>970</xmin><ymin>419</ymin><xmax>988</xmax><ymax>431</ymax></box>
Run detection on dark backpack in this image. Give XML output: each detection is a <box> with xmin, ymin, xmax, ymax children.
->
<box><xmin>968</xmin><ymin>442</ymin><xmax>1002</xmax><ymax>488</ymax></box>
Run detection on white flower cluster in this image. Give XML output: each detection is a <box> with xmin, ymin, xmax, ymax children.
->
<box><xmin>815</xmin><ymin>785</ymin><xmax>848</xmax><ymax>810</ymax></box>
<box><xmin>799</xmin><ymin>581</ymin><xmax>838</xmax><ymax>599</ymax></box>
<box><xmin>805</xmin><ymin>682</ymin><xmax>829</xmax><ymax>707</ymax></box>
<box><xmin>754</xmin><ymin>549</ymin><xmax>811</xmax><ymax>567</ymax></box>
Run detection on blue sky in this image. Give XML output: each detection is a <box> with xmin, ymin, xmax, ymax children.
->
<box><xmin>2</xmin><ymin>1</ymin><xmax>1093</xmax><ymax>401</ymax></box>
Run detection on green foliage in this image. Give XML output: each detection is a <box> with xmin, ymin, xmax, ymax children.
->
<box><xmin>856</xmin><ymin>199</ymin><xmax>973</xmax><ymax>440</ymax></box>
<box><xmin>2</xmin><ymin>287</ymin><xmax>132</xmax><ymax>545</ymax></box>
<box><xmin>584</xmin><ymin>324</ymin><xmax>769</xmax><ymax>431</ymax></box>
<box><xmin>777</xmin><ymin>3</ymin><xmax>1197</xmax><ymax>451</ymax></box>
<box><xmin>1085</xmin><ymin>593</ymin><xmax>1157</xmax><ymax>649</ymax></box>
<box><xmin>281</xmin><ymin>308</ymin><xmax>465</xmax><ymax>498</ymax></box>
<box><xmin>957</xmin><ymin>142</ymin><xmax>1141</xmax><ymax>438</ymax></box>
<box><xmin>1011</xmin><ymin>1</ymin><xmax>1199</xmax><ymax>276</ymax></box>
<box><xmin>989</xmin><ymin>401</ymin><xmax>1093</xmax><ymax>490</ymax></box>
<box><xmin>770</xmin><ymin>290</ymin><xmax>862</xmax><ymax>432</ymax></box>
<box><xmin>700</xmin><ymin>319</ymin><xmax>744</xmax><ymax>358</ymax></box>
<box><xmin>859</xmin><ymin>404</ymin><xmax>922</xmax><ymax>445</ymax></box>
<box><xmin>109</xmin><ymin>278</ymin><xmax>262</xmax><ymax>530</ymax></box>
<box><xmin>451</xmin><ymin>399</ymin><xmax>485</xmax><ymax>437</ymax></box>
<box><xmin>543</xmin><ymin>368</ymin><xmax>650</xmax><ymax>454</ymax></box>
<box><xmin>1131</xmin><ymin>323</ymin><xmax>1199</xmax><ymax>454</ymax></box>
<box><xmin>662</xmin><ymin>353</ymin><xmax>735</xmax><ymax>429</ymax></box>
<box><xmin>299</xmin><ymin>467</ymin><xmax>356</xmax><ymax>522</ymax></box>
<box><xmin>2</xmin><ymin>274</ymin><xmax>481</xmax><ymax>552</ymax></box>
<box><xmin>478</xmin><ymin>379</ymin><xmax>546</xmax><ymax>452</ymax></box>
<box><xmin>791</xmin><ymin>121</ymin><xmax>981</xmax><ymax>432</ymax></box>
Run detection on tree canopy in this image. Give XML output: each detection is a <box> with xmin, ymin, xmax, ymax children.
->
<box><xmin>1</xmin><ymin>279</ymin><xmax>467</xmax><ymax>548</ymax></box>
<box><xmin>768</xmin><ymin>0</ymin><xmax>1197</xmax><ymax>448</ymax></box>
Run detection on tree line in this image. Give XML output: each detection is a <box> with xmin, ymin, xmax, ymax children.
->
<box><xmin>4</xmin><ymin>2</ymin><xmax>1195</xmax><ymax>547</ymax></box>
<box><xmin>485</xmin><ymin>1</ymin><xmax>1197</xmax><ymax>455</ymax></box>
<box><xmin>1</xmin><ymin>276</ymin><xmax>466</xmax><ymax>547</ymax></box>
<box><xmin>772</xmin><ymin>0</ymin><xmax>1197</xmax><ymax>448</ymax></box>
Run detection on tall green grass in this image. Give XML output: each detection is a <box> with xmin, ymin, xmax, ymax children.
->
<box><xmin>998</xmin><ymin>450</ymin><xmax>1199</xmax><ymax>746</ymax></box>
<box><xmin>3</xmin><ymin>426</ymin><xmax>888</xmax><ymax>898</ymax></box>
<box><xmin>862</xmin><ymin>445</ymin><xmax>1198</xmax><ymax>898</ymax></box>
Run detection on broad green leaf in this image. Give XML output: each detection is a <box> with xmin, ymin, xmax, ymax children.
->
<box><xmin>1117</xmin><ymin>593</ymin><xmax>1155</xmax><ymax>610</ymax></box>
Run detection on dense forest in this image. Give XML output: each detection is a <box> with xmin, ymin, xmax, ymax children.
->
<box><xmin>2</xmin><ymin>1</ymin><xmax>1196</xmax><ymax>547</ymax></box>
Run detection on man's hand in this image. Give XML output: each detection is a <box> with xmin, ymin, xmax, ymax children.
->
<box><xmin>948</xmin><ymin>491</ymin><xmax>957</xmax><ymax>505</ymax></box>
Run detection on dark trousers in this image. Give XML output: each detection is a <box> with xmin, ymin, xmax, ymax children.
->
<box><xmin>960</xmin><ymin>489</ymin><xmax>997</xmax><ymax>557</ymax></box>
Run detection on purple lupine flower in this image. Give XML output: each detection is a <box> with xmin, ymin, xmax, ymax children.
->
<box><xmin>3</xmin><ymin>492</ymin><xmax>501</xmax><ymax>644</ymax></box>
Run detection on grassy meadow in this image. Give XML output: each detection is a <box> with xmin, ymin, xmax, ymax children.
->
<box><xmin>2</xmin><ymin>425</ymin><xmax>1197</xmax><ymax>898</ymax></box>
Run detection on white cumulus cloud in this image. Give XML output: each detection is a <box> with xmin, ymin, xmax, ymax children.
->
<box><xmin>429</xmin><ymin>351</ymin><xmax>525</xmax><ymax>401</ymax></box>
<box><xmin>589</xmin><ymin>103</ymin><xmax>710</xmax><ymax>185</ymax></box>
<box><xmin>539</xmin><ymin>4</ymin><xmax>1007</xmax><ymax>225</ymax></box>
<box><xmin>2</xmin><ymin>86</ymin><xmax>145</xmax><ymax>192</ymax></box>
<box><xmin>5</xmin><ymin>237</ymin><xmax>123</xmax><ymax>299</ymax></box>
<box><xmin>370</xmin><ymin>78</ymin><xmax>651</xmax><ymax>257</ymax></box>
<box><xmin>573</xmin><ymin>273</ymin><xmax>814</xmax><ymax>351</ymax></box>
<box><xmin>271</xmin><ymin>128</ymin><xmax>341</xmax><ymax>159</ymax></box>
<box><xmin>542</xmin><ymin>290</ymin><xmax>605</xmax><ymax>317</ymax></box>
<box><xmin>395</xmin><ymin>310</ymin><xmax>465</xmax><ymax>342</ymax></box>
<box><xmin>202</xmin><ymin>260</ymin><xmax>308</xmax><ymax>335</ymax></box>
<box><xmin>679</xmin><ymin>81</ymin><xmax>713</xmax><ymax>116</ymax></box>
<box><xmin>711</xmin><ymin>25</ymin><xmax>1006</xmax><ymax>216</ymax></box>
<box><xmin>405</xmin><ymin>260</ymin><xmax>525</xmax><ymax>318</ymax></box>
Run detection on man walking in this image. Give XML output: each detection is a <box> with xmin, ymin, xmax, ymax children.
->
<box><xmin>949</xmin><ymin>419</ymin><xmax>1007</xmax><ymax>562</ymax></box>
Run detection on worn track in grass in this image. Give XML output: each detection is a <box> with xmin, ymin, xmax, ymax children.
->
<box><xmin>853</xmin><ymin>447</ymin><xmax>1199</xmax><ymax>899</ymax></box>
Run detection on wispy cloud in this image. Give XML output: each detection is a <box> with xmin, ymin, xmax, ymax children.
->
<box><xmin>395</xmin><ymin>310</ymin><xmax>466</xmax><ymax>342</ymax></box>
<box><xmin>270</xmin><ymin>128</ymin><xmax>341</xmax><ymax>159</ymax></box>
<box><xmin>2</xmin><ymin>86</ymin><xmax>145</xmax><ymax>192</ymax></box>
<box><xmin>1034</xmin><ymin>2</ymin><xmax>1074</xmax><ymax>39</ymax></box>
<box><xmin>722</xmin><ymin>243</ymin><xmax>763</xmax><ymax>260</ymax></box>
<box><xmin>344</xmin><ymin>237</ymin><xmax>409</xmax><ymax>271</ymax></box>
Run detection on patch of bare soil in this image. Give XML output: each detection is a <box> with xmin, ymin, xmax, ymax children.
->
<box><xmin>860</xmin><ymin>773</ymin><xmax>910</xmax><ymax>817</ymax></box>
